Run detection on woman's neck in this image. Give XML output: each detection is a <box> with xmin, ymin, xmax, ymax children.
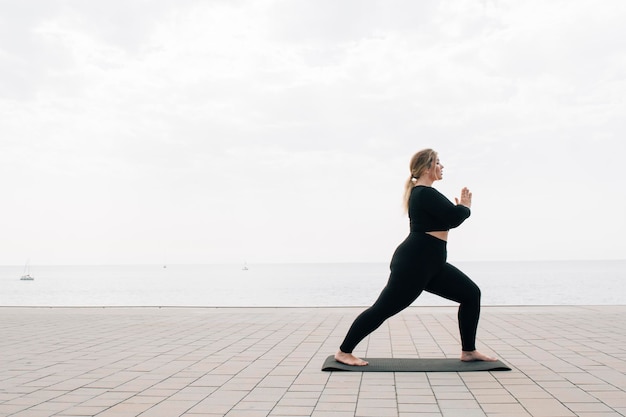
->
<box><xmin>415</xmin><ymin>179</ymin><xmax>434</xmax><ymax>187</ymax></box>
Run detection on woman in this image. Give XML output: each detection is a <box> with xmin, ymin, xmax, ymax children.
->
<box><xmin>335</xmin><ymin>149</ymin><xmax>496</xmax><ymax>366</ymax></box>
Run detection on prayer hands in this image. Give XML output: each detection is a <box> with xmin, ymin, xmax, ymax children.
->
<box><xmin>455</xmin><ymin>187</ymin><xmax>472</xmax><ymax>208</ymax></box>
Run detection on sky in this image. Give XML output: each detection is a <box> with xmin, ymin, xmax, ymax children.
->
<box><xmin>1</xmin><ymin>0</ymin><xmax>625</xmax><ymax>265</ymax></box>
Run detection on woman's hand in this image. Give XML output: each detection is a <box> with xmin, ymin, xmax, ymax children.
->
<box><xmin>455</xmin><ymin>187</ymin><xmax>472</xmax><ymax>208</ymax></box>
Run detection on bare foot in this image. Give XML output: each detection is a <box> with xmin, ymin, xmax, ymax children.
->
<box><xmin>461</xmin><ymin>350</ymin><xmax>498</xmax><ymax>362</ymax></box>
<box><xmin>335</xmin><ymin>350</ymin><xmax>368</xmax><ymax>366</ymax></box>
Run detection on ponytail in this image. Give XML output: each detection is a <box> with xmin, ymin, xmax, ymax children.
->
<box><xmin>402</xmin><ymin>149</ymin><xmax>437</xmax><ymax>213</ymax></box>
<box><xmin>403</xmin><ymin>176</ymin><xmax>416</xmax><ymax>213</ymax></box>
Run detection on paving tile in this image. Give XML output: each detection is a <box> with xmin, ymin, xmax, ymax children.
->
<box><xmin>224</xmin><ymin>410</ymin><xmax>270</xmax><ymax>417</ymax></box>
<box><xmin>276</xmin><ymin>397</ymin><xmax>318</xmax><ymax>407</ymax></box>
<box><xmin>1</xmin><ymin>306</ymin><xmax>625</xmax><ymax>417</ymax></box>
<box><xmin>95</xmin><ymin>401</ymin><xmax>155</xmax><ymax>416</ymax></box>
<box><xmin>397</xmin><ymin>403</ymin><xmax>440</xmax><ymax>413</ymax></box>
<box><xmin>355</xmin><ymin>406</ymin><xmax>399</xmax><ymax>416</ymax></box>
<box><xmin>517</xmin><ymin>398</ymin><xmax>576</xmax><ymax>416</ymax></box>
<box><xmin>481</xmin><ymin>402</ymin><xmax>529</xmax><ymax>414</ymax></box>
<box><xmin>563</xmin><ymin>401</ymin><xmax>616</xmax><ymax>413</ymax></box>
<box><xmin>314</xmin><ymin>401</ymin><xmax>356</xmax><ymax>412</ymax></box>
<box><xmin>436</xmin><ymin>399</ymin><xmax>482</xmax><ymax>409</ymax></box>
<box><xmin>574</xmin><ymin>414</ymin><xmax>624</xmax><ymax>417</ymax></box>
<box><xmin>268</xmin><ymin>405</ymin><xmax>315</xmax><ymax>416</ymax></box>
<box><xmin>441</xmin><ymin>409</ymin><xmax>486</xmax><ymax>417</ymax></box>
<box><xmin>317</xmin><ymin>394</ymin><xmax>357</xmax><ymax>403</ymax></box>
<box><xmin>310</xmin><ymin>412</ymin><xmax>355</xmax><ymax>417</ymax></box>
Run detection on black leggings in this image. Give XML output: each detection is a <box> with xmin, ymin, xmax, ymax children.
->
<box><xmin>339</xmin><ymin>233</ymin><xmax>481</xmax><ymax>353</ymax></box>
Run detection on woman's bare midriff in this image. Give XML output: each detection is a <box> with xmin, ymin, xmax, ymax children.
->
<box><xmin>426</xmin><ymin>231</ymin><xmax>448</xmax><ymax>241</ymax></box>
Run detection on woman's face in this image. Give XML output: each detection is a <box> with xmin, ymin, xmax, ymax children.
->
<box><xmin>432</xmin><ymin>158</ymin><xmax>444</xmax><ymax>181</ymax></box>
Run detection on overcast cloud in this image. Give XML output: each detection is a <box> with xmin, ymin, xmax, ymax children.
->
<box><xmin>1</xmin><ymin>0</ymin><xmax>625</xmax><ymax>265</ymax></box>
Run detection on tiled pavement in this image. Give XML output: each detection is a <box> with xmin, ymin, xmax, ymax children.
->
<box><xmin>1</xmin><ymin>306</ymin><xmax>625</xmax><ymax>417</ymax></box>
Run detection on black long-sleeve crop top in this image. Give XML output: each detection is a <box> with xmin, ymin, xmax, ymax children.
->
<box><xmin>409</xmin><ymin>185</ymin><xmax>471</xmax><ymax>232</ymax></box>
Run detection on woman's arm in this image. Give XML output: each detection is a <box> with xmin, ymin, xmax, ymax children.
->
<box><xmin>422</xmin><ymin>187</ymin><xmax>471</xmax><ymax>229</ymax></box>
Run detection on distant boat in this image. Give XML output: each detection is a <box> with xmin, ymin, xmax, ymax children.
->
<box><xmin>20</xmin><ymin>259</ymin><xmax>34</xmax><ymax>281</ymax></box>
<box><xmin>242</xmin><ymin>262</ymin><xmax>249</xmax><ymax>271</ymax></box>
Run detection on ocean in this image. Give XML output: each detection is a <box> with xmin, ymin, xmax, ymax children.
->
<box><xmin>1</xmin><ymin>260</ymin><xmax>625</xmax><ymax>307</ymax></box>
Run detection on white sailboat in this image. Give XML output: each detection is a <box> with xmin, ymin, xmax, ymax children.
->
<box><xmin>20</xmin><ymin>259</ymin><xmax>34</xmax><ymax>281</ymax></box>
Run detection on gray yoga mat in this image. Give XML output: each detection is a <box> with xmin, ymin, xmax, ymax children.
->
<box><xmin>322</xmin><ymin>356</ymin><xmax>511</xmax><ymax>372</ymax></box>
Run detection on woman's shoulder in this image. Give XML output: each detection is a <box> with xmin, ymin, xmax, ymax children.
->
<box><xmin>410</xmin><ymin>186</ymin><xmax>447</xmax><ymax>205</ymax></box>
<box><xmin>411</xmin><ymin>185</ymin><xmax>440</xmax><ymax>196</ymax></box>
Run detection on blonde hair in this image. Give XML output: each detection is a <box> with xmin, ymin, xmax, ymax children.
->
<box><xmin>403</xmin><ymin>149</ymin><xmax>437</xmax><ymax>212</ymax></box>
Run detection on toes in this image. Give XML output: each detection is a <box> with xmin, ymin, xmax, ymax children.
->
<box><xmin>335</xmin><ymin>353</ymin><xmax>368</xmax><ymax>366</ymax></box>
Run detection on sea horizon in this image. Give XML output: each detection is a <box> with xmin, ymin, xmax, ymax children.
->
<box><xmin>3</xmin><ymin>259</ymin><xmax>625</xmax><ymax>307</ymax></box>
<box><xmin>5</xmin><ymin>258</ymin><xmax>626</xmax><ymax>270</ymax></box>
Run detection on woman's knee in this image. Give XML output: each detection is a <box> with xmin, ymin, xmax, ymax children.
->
<box><xmin>468</xmin><ymin>283</ymin><xmax>481</xmax><ymax>302</ymax></box>
<box><xmin>457</xmin><ymin>282</ymin><xmax>481</xmax><ymax>306</ymax></box>
<box><xmin>369</xmin><ymin>299</ymin><xmax>404</xmax><ymax>320</ymax></box>
<box><xmin>369</xmin><ymin>289</ymin><xmax>417</xmax><ymax>319</ymax></box>
<box><xmin>473</xmin><ymin>284</ymin><xmax>481</xmax><ymax>301</ymax></box>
